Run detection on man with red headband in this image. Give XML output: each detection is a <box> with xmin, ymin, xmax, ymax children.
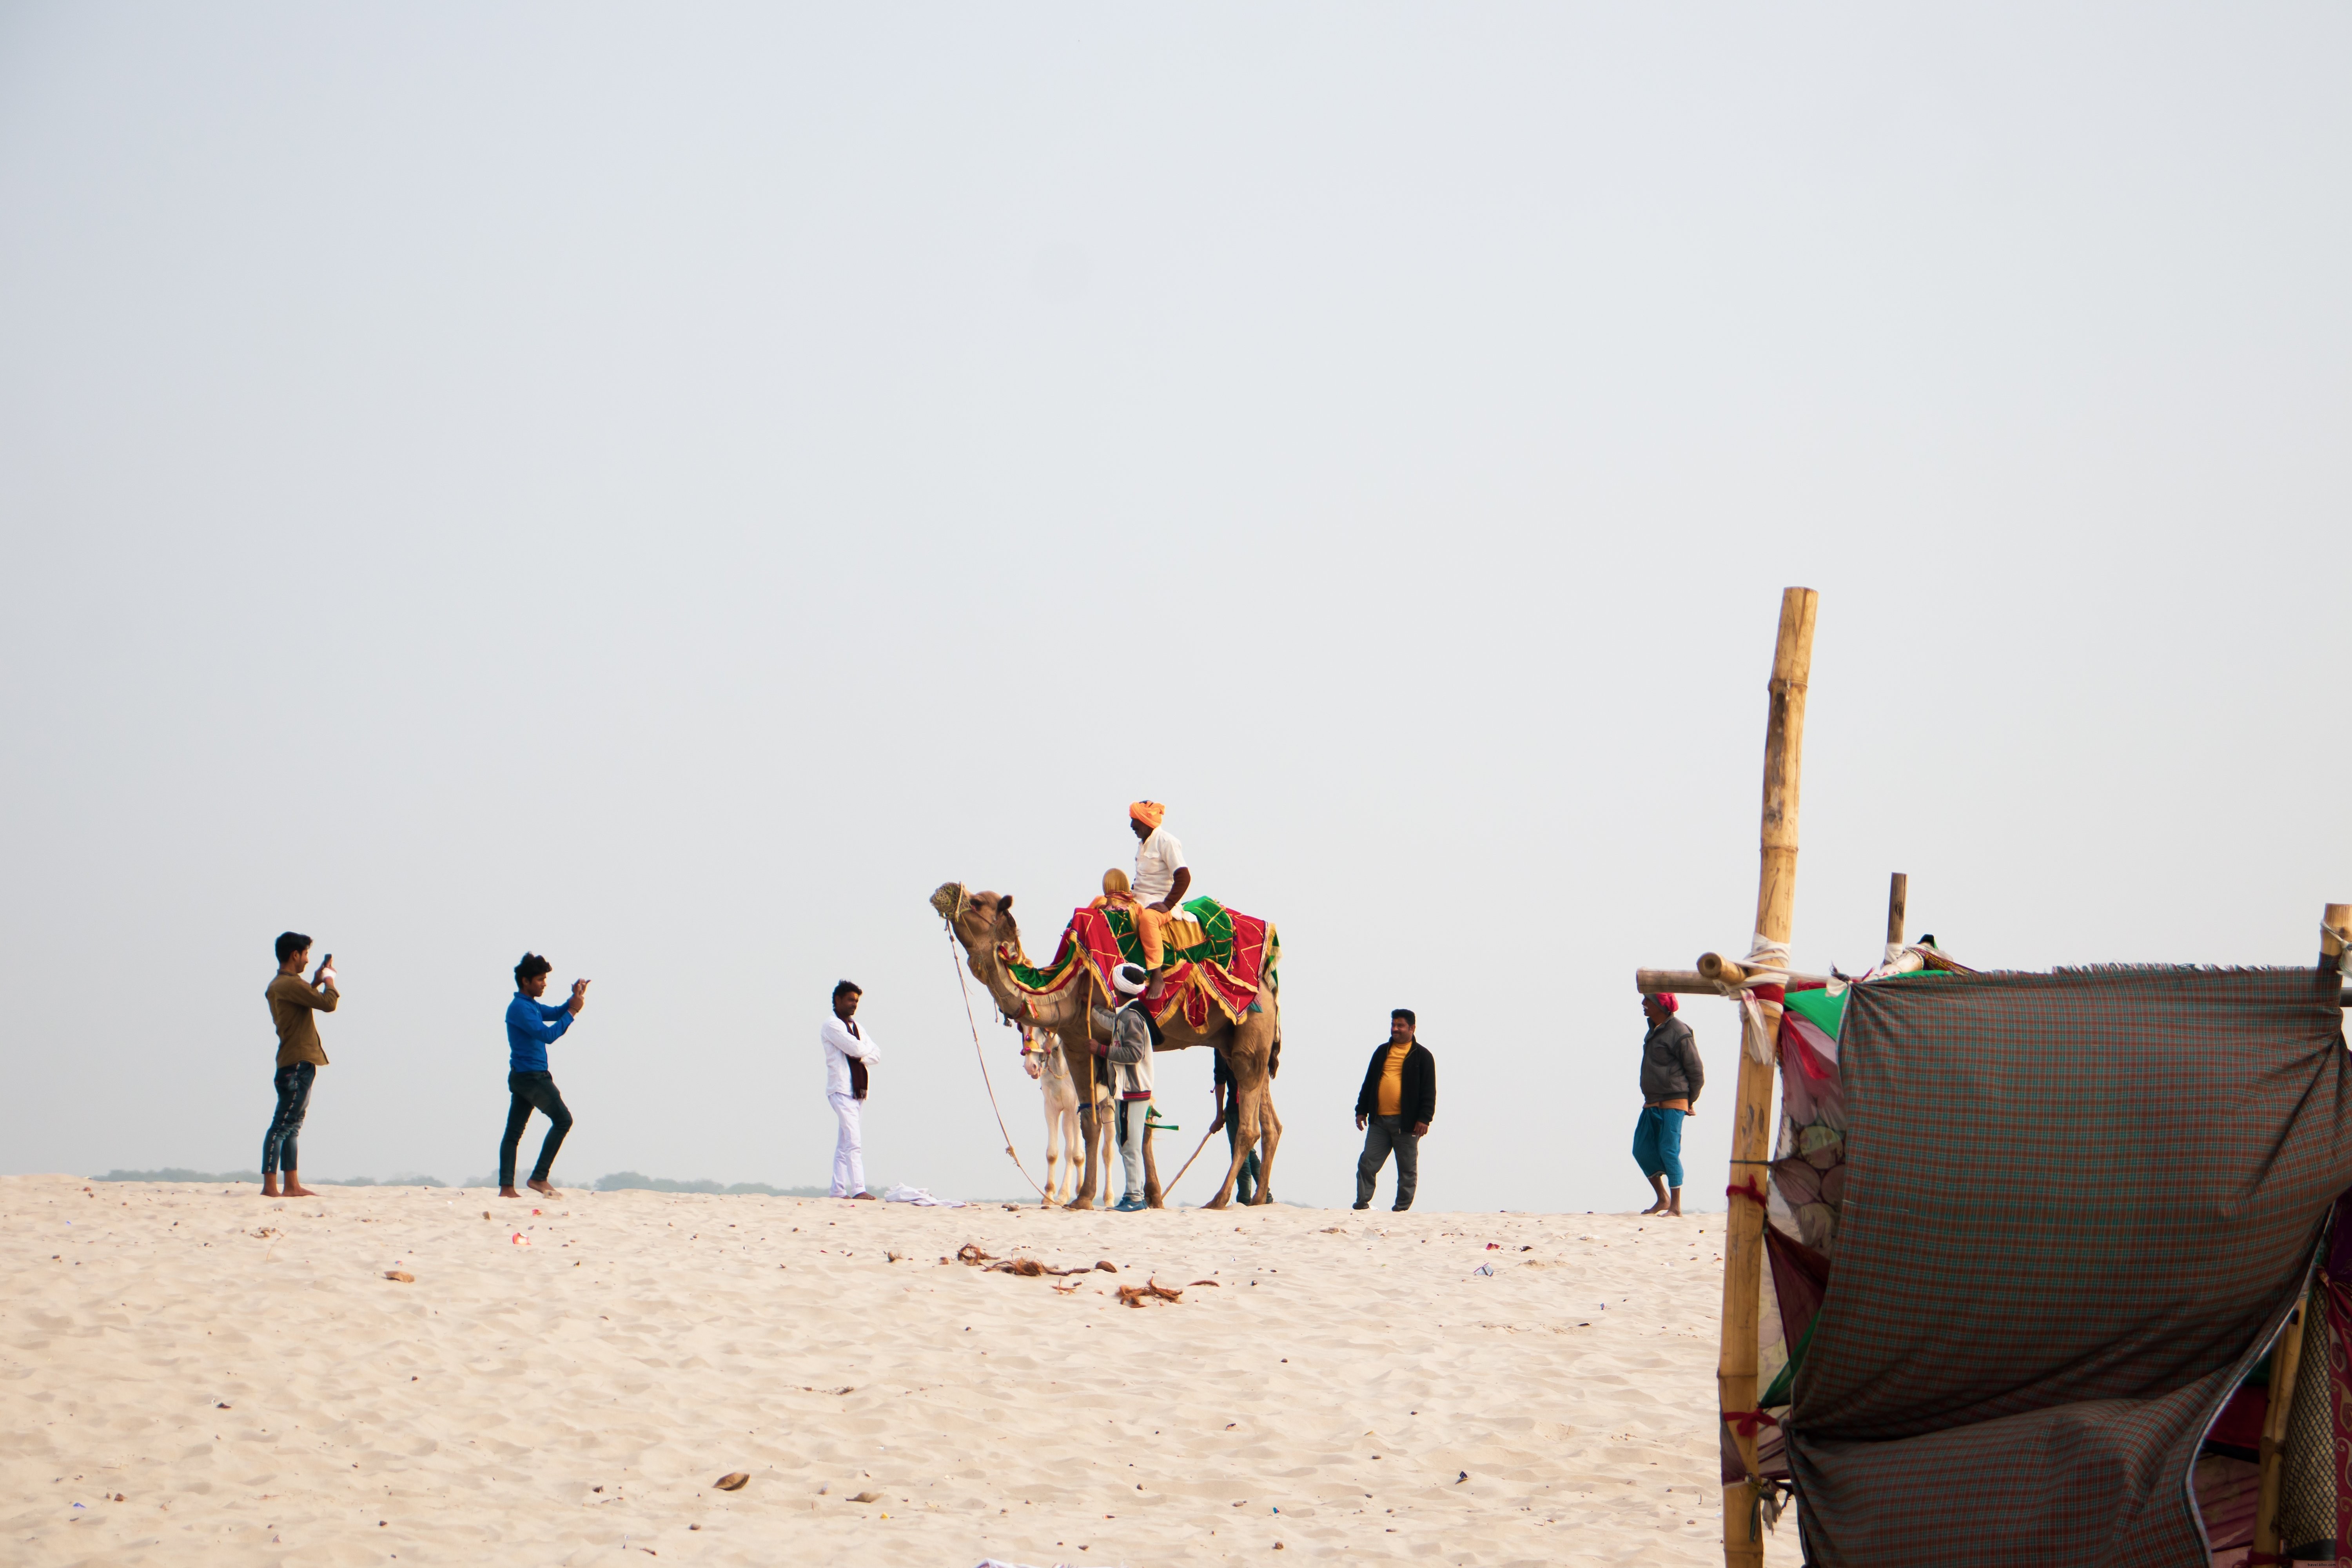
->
<box><xmin>1125</xmin><ymin>801</ymin><xmax>1189</xmax><ymax>972</ymax></box>
<box><xmin>1635</xmin><ymin>991</ymin><xmax>1703</xmax><ymax>1216</ymax></box>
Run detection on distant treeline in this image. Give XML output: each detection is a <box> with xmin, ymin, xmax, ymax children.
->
<box><xmin>92</xmin><ymin>1168</ymin><xmax>448</xmax><ymax>1187</ymax></box>
<box><xmin>89</xmin><ymin>1168</ymin><xmax>841</xmax><ymax>1198</ymax></box>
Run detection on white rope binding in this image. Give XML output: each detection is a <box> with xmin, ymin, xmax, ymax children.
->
<box><xmin>1736</xmin><ymin>935</ymin><xmax>1791</xmax><ymax>1066</ymax></box>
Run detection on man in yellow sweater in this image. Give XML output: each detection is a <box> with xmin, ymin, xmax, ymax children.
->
<box><xmin>1352</xmin><ymin>1009</ymin><xmax>1435</xmax><ymax>1211</ymax></box>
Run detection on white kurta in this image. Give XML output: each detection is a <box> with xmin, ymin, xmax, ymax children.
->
<box><xmin>1132</xmin><ymin>827</ymin><xmax>1187</xmax><ymax>906</ymax></box>
<box><xmin>820</xmin><ymin>1014</ymin><xmax>879</xmax><ymax>1098</ymax></box>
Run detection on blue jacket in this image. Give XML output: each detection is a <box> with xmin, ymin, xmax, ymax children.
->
<box><xmin>506</xmin><ymin>992</ymin><xmax>574</xmax><ymax>1073</ymax></box>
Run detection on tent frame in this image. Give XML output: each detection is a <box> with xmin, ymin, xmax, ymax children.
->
<box><xmin>1637</xmin><ymin>585</ymin><xmax>2352</xmax><ymax>1564</ymax></box>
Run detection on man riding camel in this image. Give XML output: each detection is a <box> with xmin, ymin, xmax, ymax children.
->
<box><xmin>1125</xmin><ymin>800</ymin><xmax>1190</xmax><ymax>973</ymax></box>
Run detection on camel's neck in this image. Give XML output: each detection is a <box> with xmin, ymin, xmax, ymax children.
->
<box><xmin>964</xmin><ymin>931</ymin><xmax>1084</xmax><ymax>1027</ymax></box>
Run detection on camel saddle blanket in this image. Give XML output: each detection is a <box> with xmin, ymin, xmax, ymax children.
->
<box><xmin>997</xmin><ymin>896</ymin><xmax>1279</xmax><ymax>1032</ymax></box>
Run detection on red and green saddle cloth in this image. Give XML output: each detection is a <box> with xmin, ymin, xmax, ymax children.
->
<box><xmin>996</xmin><ymin>896</ymin><xmax>1279</xmax><ymax>1031</ymax></box>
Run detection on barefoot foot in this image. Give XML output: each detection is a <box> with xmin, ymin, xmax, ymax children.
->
<box><xmin>527</xmin><ymin>1180</ymin><xmax>563</xmax><ymax>1199</ymax></box>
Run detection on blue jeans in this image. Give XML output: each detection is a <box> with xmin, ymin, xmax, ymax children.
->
<box><xmin>1632</xmin><ymin>1105</ymin><xmax>1688</xmax><ymax>1187</ymax></box>
<box><xmin>262</xmin><ymin>1061</ymin><xmax>316</xmax><ymax>1175</ymax></box>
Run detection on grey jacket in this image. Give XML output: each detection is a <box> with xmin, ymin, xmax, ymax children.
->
<box><xmin>1639</xmin><ymin>1017</ymin><xmax>1704</xmax><ymax>1103</ymax></box>
<box><xmin>1089</xmin><ymin>1001</ymin><xmax>1155</xmax><ymax>1099</ymax></box>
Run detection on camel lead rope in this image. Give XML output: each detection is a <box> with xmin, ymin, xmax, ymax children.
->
<box><xmin>944</xmin><ymin>927</ymin><xmax>1050</xmax><ymax>1202</ymax></box>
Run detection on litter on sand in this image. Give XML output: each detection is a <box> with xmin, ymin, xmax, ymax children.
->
<box><xmin>713</xmin><ymin>1472</ymin><xmax>749</xmax><ymax>1491</ymax></box>
<box><xmin>382</xmin><ymin>1270</ymin><xmax>414</xmax><ymax>1283</ymax></box>
<box><xmin>882</xmin><ymin>1184</ymin><xmax>965</xmax><ymax>1208</ymax></box>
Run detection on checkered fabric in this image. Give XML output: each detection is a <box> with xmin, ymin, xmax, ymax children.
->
<box><xmin>1787</xmin><ymin>967</ymin><xmax>2352</xmax><ymax>1568</ymax></box>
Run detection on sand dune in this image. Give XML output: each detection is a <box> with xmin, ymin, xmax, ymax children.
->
<box><xmin>2</xmin><ymin>1174</ymin><xmax>1798</xmax><ymax>1564</ymax></box>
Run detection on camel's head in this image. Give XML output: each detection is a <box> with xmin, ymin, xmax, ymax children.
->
<box><xmin>931</xmin><ymin>882</ymin><xmax>1018</xmax><ymax>950</ymax></box>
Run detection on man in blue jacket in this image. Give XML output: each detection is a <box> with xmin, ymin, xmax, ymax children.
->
<box><xmin>501</xmin><ymin>953</ymin><xmax>589</xmax><ymax>1199</ymax></box>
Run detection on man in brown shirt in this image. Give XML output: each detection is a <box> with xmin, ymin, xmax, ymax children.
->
<box><xmin>263</xmin><ymin>930</ymin><xmax>339</xmax><ymax>1198</ymax></box>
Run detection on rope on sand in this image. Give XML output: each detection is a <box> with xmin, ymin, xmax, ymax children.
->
<box><xmin>944</xmin><ymin>928</ymin><xmax>1050</xmax><ymax>1203</ymax></box>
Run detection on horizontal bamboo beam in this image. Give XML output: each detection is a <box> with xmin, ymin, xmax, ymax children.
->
<box><xmin>1637</xmin><ymin>966</ymin><xmax>1829</xmax><ymax>996</ymax></box>
<box><xmin>1640</xmin><ymin>964</ymin><xmax>2352</xmax><ymax>995</ymax></box>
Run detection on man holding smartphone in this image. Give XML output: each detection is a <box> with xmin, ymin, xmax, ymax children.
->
<box><xmin>501</xmin><ymin>953</ymin><xmax>588</xmax><ymax>1199</ymax></box>
<box><xmin>263</xmin><ymin>931</ymin><xmax>338</xmax><ymax>1198</ymax></box>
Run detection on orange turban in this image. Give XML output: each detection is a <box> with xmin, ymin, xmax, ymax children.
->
<box><xmin>1128</xmin><ymin>800</ymin><xmax>1165</xmax><ymax>830</ymax></box>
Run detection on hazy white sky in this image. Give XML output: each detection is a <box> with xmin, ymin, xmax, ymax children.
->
<box><xmin>4</xmin><ymin>4</ymin><xmax>2348</xmax><ymax>1210</ymax></box>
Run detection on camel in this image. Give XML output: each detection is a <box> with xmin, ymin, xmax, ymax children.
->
<box><xmin>1021</xmin><ymin>1025</ymin><xmax>1090</xmax><ymax>1206</ymax></box>
<box><xmin>933</xmin><ymin>883</ymin><xmax>1281</xmax><ymax>1210</ymax></box>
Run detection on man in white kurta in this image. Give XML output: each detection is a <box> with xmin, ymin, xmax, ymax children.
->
<box><xmin>1126</xmin><ymin>801</ymin><xmax>1191</xmax><ymax>969</ymax></box>
<box><xmin>820</xmin><ymin>980</ymin><xmax>879</xmax><ymax>1199</ymax></box>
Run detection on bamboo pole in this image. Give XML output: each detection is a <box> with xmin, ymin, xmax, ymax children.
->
<box><xmin>1885</xmin><ymin>873</ymin><xmax>1908</xmax><ymax>954</ymax></box>
<box><xmin>2252</xmin><ymin>901</ymin><xmax>2352</xmax><ymax>1557</ymax></box>
<box><xmin>2253</xmin><ymin>1296</ymin><xmax>2307</xmax><ymax>1563</ymax></box>
<box><xmin>1720</xmin><ymin>587</ymin><xmax>1817</xmax><ymax>1568</ymax></box>
<box><xmin>1639</xmin><ymin>966</ymin><xmax>1830</xmax><ymax>996</ymax></box>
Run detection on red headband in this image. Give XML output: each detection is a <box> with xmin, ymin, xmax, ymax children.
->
<box><xmin>1650</xmin><ymin>992</ymin><xmax>1679</xmax><ymax>1014</ymax></box>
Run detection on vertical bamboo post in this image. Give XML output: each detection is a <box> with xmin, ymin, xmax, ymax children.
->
<box><xmin>2252</xmin><ymin>901</ymin><xmax>2351</xmax><ymax>1556</ymax></box>
<box><xmin>1720</xmin><ymin>587</ymin><xmax>1818</xmax><ymax>1568</ymax></box>
<box><xmin>1885</xmin><ymin>872</ymin><xmax>1908</xmax><ymax>956</ymax></box>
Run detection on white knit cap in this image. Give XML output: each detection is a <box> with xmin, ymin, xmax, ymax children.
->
<box><xmin>1112</xmin><ymin>962</ymin><xmax>1149</xmax><ymax>995</ymax></box>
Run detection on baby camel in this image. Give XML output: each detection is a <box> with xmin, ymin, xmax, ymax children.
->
<box><xmin>1022</xmin><ymin>1026</ymin><xmax>1090</xmax><ymax>1206</ymax></box>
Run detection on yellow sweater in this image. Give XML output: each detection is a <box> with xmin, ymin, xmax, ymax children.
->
<box><xmin>1376</xmin><ymin>1042</ymin><xmax>1411</xmax><ymax>1116</ymax></box>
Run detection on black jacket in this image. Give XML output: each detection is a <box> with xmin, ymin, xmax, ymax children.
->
<box><xmin>1356</xmin><ymin>1040</ymin><xmax>1436</xmax><ymax>1127</ymax></box>
<box><xmin>1639</xmin><ymin>1018</ymin><xmax>1703</xmax><ymax>1103</ymax></box>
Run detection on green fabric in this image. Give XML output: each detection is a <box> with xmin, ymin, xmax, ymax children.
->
<box><xmin>1761</xmin><ymin>1315</ymin><xmax>1816</xmax><ymax>1409</ymax></box>
<box><xmin>1105</xmin><ymin>897</ymin><xmax>1237</xmax><ymax>969</ymax></box>
<box><xmin>1784</xmin><ymin>985</ymin><xmax>1846</xmax><ymax>1038</ymax></box>
<box><xmin>1786</xmin><ymin>972</ymin><xmax>1953</xmax><ymax>1042</ymax></box>
<box><xmin>1002</xmin><ymin>945</ymin><xmax>1083</xmax><ymax>993</ymax></box>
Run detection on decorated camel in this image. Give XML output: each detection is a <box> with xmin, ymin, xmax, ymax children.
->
<box><xmin>1020</xmin><ymin>1024</ymin><xmax>1091</xmax><ymax>1206</ymax></box>
<box><xmin>932</xmin><ymin>883</ymin><xmax>1281</xmax><ymax>1209</ymax></box>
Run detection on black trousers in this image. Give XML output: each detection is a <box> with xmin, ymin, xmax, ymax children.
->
<box><xmin>1355</xmin><ymin>1114</ymin><xmax>1420</xmax><ymax>1211</ymax></box>
<box><xmin>499</xmin><ymin>1071</ymin><xmax>573</xmax><ymax>1187</ymax></box>
<box><xmin>262</xmin><ymin>1061</ymin><xmax>317</xmax><ymax>1175</ymax></box>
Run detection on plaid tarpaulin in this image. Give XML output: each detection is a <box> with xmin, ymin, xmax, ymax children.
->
<box><xmin>1786</xmin><ymin>967</ymin><xmax>2352</xmax><ymax>1568</ymax></box>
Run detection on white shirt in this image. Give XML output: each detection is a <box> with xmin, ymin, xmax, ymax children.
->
<box><xmin>821</xmin><ymin>1013</ymin><xmax>879</xmax><ymax>1098</ymax></box>
<box><xmin>1133</xmin><ymin>827</ymin><xmax>1187</xmax><ymax>905</ymax></box>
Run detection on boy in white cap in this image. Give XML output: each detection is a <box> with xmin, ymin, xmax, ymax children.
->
<box><xmin>1089</xmin><ymin>961</ymin><xmax>1156</xmax><ymax>1212</ymax></box>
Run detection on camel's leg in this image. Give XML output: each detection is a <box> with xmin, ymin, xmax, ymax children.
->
<box><xmin>1143</xmin><ymin>1117</ymin><xmax>1162</xmax><ymax>1209</ymax></box>
<box><xmin>1232</xmin><ymin>998</ymin><xmax>1283</xmax><ymax>1206</ymax></box>
<box><xmin>1201</xmin><ymin>1034</ymin><xmax>1257</xmax><ymax>1211</ymax></box>
<box><xmin>1045</xmin><ymin>1098</ymin><xmax>1066</xmax><ymax>1205</ymax></box>
<box><xmin>1042</xmin><ymin>1086</ymin><xmax>1062</xmax><ymax>1207</ymax></box>
<box><xmin>1067</xmin><ymin>1032</ymin><xmax>1101</xmax><ymax>1211</ymax></box>
<box><xmin>1250</xmin><ymin>1085</ymin><xmax>1284</xmax><ymax>1206</ymax></box>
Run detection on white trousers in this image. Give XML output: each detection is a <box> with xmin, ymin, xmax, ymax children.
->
<box><xmin>1118</xmin><ymin>1099</ymin><xmax>1148</xmax><ymax>1198</ymax></box>
<box><xmin>829</xmin><ymin>1091</ymin><xmax>866</xmax><ymax>1197</ymax></box>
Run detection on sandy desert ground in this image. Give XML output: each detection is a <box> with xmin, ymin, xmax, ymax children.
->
<box><xmin>2</xmin><ymin>1173</ymin><xmax>1802</xmax><ymax>1566</ymax></box>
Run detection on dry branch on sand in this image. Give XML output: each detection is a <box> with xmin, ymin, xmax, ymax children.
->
<box><xmin>1114</xmin><ymin>1279</ymin><xmax>1186</xmax><ymax>1308</ymax></box>
<box><xmin>956</xmin><ymin>1243</ymin><xmax>1118</xmax><ymax>1279</ymax></box>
